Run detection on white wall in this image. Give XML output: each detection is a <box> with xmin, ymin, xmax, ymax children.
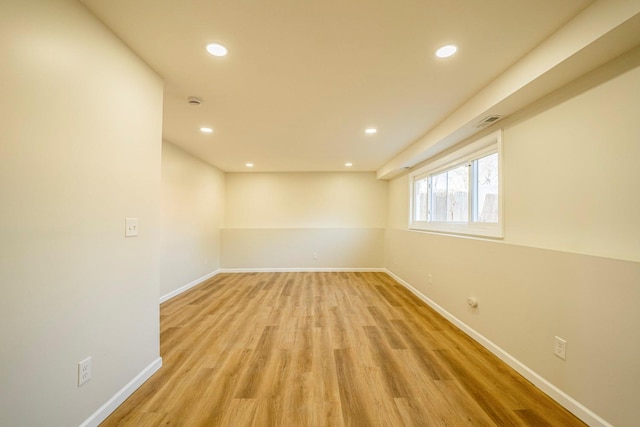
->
<box><xmin>160</xmin><ymin>142</ymin><xmax>225</xmax><ymax>298</ymax></box>
<box><xmin>386</xmin><ymin>52</ymin><xmax>640</xmax><ymax>426</ymax></box>
<box><xmin>0</xmin><ymin>1</ymin><xmax>163</xmax><ymax>426</ymax></box>
<box><xmin>223</xmin><ymin>172</ymin><xmax>387</xmax><ymax>269</ymax></box>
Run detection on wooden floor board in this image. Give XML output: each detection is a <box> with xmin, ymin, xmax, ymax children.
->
<box><xmin>100</xmin><ymin>272</ymin><xmax>585</xmax><ymax>426</ymax></box>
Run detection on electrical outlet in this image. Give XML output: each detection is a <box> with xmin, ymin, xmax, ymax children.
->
<box><xmin>313</xmin><ymin>252</ymin><xmax>318</xmax><ymax>260</ymax></box>
<box><xmin>428</xmin><ymin>274</ymin><xmax>433</xmax><ymax>284</ymax></box>
<box><xmin>78</xmin><ymin>357</ymin><xmax>92</xmax><ymax>386</ymax></box>
<box><xmin>554</xmin><ymin>336</ymin><xmax>567</xmax><ymax>360</ymax></box>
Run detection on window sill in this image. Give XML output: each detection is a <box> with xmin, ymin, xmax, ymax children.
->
<box><xmin>408</xmin><ymin>223</ymin><xmax>504</xmax><ymax>239</ymax></box>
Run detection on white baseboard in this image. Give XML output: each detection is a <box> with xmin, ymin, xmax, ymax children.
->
<box><xmin>383</xmin><ymin>269</ymin><xmax>611</xmax><ymax>427</ymax></box>
<box><xmin>79</xmin><ymin>357</ymin><xmax>162</xmax><ymax>427</ymax></box>
<box><xmin>220</xmin><ymin>267</ymin><xmax>386</xmax><ymax>273</ymax></box>
<box><xmin>159</xmin><ymin>269</ymin><xmax>221</xmax><ymax>304</ymax></box>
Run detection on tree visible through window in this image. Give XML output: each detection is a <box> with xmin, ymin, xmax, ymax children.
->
<box><xmin>430</xmin><ymin>164</ymin><xmax>469</xmax><ymax>222</ymax></box>
<box><xmin>410</xmin><ymin>130</ymin><xmax>503</xmax><ymax>238</ymax></box>
<box><xmin>475</xmin><ymin>152</ymin><xmax>498</xmax><ymax>222</ymax></box>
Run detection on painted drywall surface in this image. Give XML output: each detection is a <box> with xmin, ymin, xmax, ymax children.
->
<box><xmin>0</xmin><ymin>1</ymin><xmax>162</xmax><ymax>426</ymax></box>
<box><xmin>223</xmin><ymin>172</ymin><xmax>388</xmax><ymax>269</ymax></box>
<box><xmin>225</xmin><ymin>172</ymin><xmax>388</xmax><ymax>229</ymax></box>
<box><xmin>160</xmin><ymin>142</ymin><xmax>225</xmax><ymax>297</ymax></box>
<box><xmin>222</xmin><ymin>228</ymin><xmax>384</xmax><ymax>269</ymax></box>
<box><xmin>503</xmin><ymin>62</ymin><xmax>640</xmax><ymax>262</ymax></box>
<box><xmin>387</xmin><ymin>175</ymin><xmax>410</xmax><ymax>230</ymax></box>
<box><xmin>386</xmin><ymin>60</ymin><xmax>640</xmax><ymax>425</ymax></box>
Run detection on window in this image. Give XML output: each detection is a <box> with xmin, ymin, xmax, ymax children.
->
<box><xmin>410</xmin><ymin>130</ymin><xmax>503</xmax><ymax>238</ymax></box>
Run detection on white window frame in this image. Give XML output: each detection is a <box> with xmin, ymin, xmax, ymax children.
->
<box><xmin>409</xmin><ymin>130</ymin><xmax>503</xmax><ymax>238</ymax></box>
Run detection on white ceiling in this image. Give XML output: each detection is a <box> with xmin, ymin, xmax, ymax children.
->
<box><xmin>80</xmin><ymin>0</ymin><xmax>595</xmax><ymax>172</ymax></box>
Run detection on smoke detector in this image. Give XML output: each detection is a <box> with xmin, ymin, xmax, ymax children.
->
<box><xmin>187</xmin><ymin>96</ymin><xmax>202</xmax><ymax>106</ymax></box>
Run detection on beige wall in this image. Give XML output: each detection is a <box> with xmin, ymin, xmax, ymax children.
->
<box><xmin>223</xmin><ymin>172</ymin><xmax>387</xmax><ymax>269</ymax></box>
<box><xmin>503</xmin><ymin>55</ymin><xmax>640</xmax><ymax>262</ymax></box>
<box><xmin>386</xmin><ymin>54</ymin><xmax>640</xmax><ymax>426</ymax></box>
<box><xmin>160</xmin><ymin>142</ymin><xmax>225</xmax><ymax>298</ymax></box>
<box><xmin>225</xmin><ymin>172</ymin><xmax>388</xmax><ymax>228</ymax></box>
<box><xmin>222</xmin><ymin>228</ymin><xmax>384</xmax><ymax>269</ymax></box>
<box><xmin>0</xmin><ymin>1</ymin><xmax>163</xmax><ymax>426</ymax></box>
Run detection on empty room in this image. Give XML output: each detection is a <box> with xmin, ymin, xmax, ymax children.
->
<box><xmin>1</xmin><ymin>0</ymin><xmax>640</xmax><ymax>426</ymax></box>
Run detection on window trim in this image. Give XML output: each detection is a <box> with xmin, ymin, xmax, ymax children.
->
<box><xmin>409</xmin><ymin>130</ymin><xmax>504</xmax><ymax>238</ymax></box>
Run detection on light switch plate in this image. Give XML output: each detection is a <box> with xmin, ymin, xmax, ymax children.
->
<box><xmin>125</xmin><ymin>217</ymin><xmax>139</xmax><ymax>237</ymax></box>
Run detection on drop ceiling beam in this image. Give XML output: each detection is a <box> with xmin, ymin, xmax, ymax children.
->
<box><xmin>377</xmin><ymin>0</ymin><xmax>640</xmax><ymax>180</ymax></box>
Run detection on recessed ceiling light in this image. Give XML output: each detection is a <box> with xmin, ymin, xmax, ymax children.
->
<box><xmin>345</xmin><ymin>162</ymin><xmax>353</xmax><ymax>167</ymax></box>
<box><xmin>206</xmin><ymin>43</ymin><xmax>228</xmax><ymax>57</ymax></box>
<box><xmin>436</xmin><ymin>44</ymin><xmax>457</xmax><ymax>58</ymax></box>
<box><xmin>365</xmin><ymin>128</ymin><xmax>377</xmax><ymax>134</ymax></box>
<box><xmin>245</xmin><ymin>163</ymin><xmax>254</xmax><ymax>168</ymax></box>
<box><xmin>200</xmin><ymin>127</ymin><xmax>213</xmax><ymax>133</ymax></box>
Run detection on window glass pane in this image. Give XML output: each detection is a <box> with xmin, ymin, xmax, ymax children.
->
<box><xmin>414</xmin><ymin>177</ymin><xmax>428</xmax><ymax>221</ymax></box>
<box><xmin>476</xmin><ymin>153</ymin><xmax>499</xmax><ymax>222</ymax></box>
<box><xmin>409</xmin><ymin>130</ymin><xmax>502</xmax><ymax>237</ymax></box>
<box><xmin>446</xmin><ymin>165</ymin><xmax>468</xmax><ymax>222</ymax></box>
<box><xmin>430</xmin><ymin>171</ymin><xmax>447</xmax><ymax>221</ymax></box>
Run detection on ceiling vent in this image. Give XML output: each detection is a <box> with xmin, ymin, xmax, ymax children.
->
<box><xmin>187</xmin><ymin>96</ymin><xmax>202</xmax><ymax>106</ymax></box>
<box><xmin>475</xmin><ymin>115</ymin><xmax>502</xmax><ymax>128</ymax></box>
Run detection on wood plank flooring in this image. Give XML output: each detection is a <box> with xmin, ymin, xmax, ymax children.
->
<box><xmin>100</xmin><ymin>272</ymin><xmax>585</xmax><ymax>426</ymax></box>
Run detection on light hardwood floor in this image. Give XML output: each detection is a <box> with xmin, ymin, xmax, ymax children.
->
<box><xmin>101</xmin><ymin>272</ymin><xmax>585</xmax><ymax>426</ymax></box>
